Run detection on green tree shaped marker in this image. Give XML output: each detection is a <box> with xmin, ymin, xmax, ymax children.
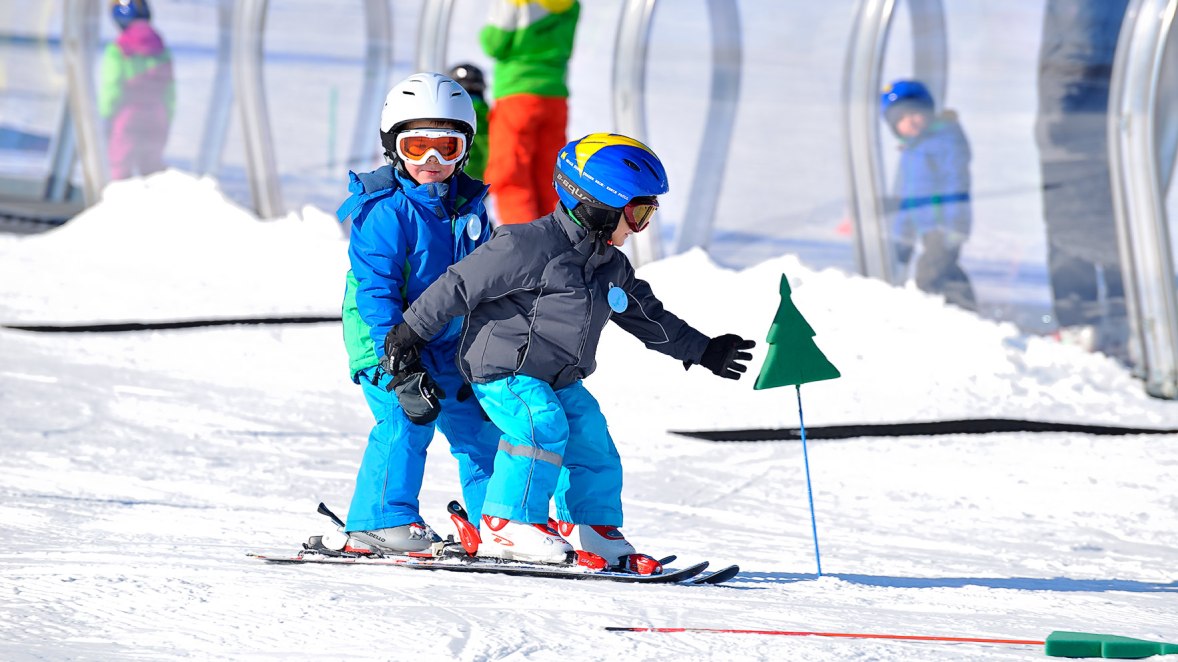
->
<box><xmin>754</xmin><ymin>274</ymin><xmax>841</xmax><ymax>389</ymax></box>
<box><xmin>754</xmin><ymin>274</ymin><xmax>840</xmax><ymax>575</ymax></box>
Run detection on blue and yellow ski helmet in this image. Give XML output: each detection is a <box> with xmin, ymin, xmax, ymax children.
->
<box><xmin>553</xmin><ymin>133</ymin><xmax>669</xmax><ymax>219</ymax></box>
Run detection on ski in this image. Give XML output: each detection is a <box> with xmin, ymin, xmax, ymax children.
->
<box><xmin>689</xmin><ymin>564</ymin><xmax>740</xmax><ymax>585</ymax></box>
<box><xmin>248</xmin><ymin>551</ymin><xmax>715</xmax><ymax>584</ymax></box>
<box><xmin>250</xmin><ymin>501</ymin><xmax>740</xmax><ymax>586</ymax></box>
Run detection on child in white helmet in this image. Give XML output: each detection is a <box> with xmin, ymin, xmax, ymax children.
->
<box><xmin>331</xmin><ymin>73</ymin><xmax>500</xmax><ymax>554</ymax></box>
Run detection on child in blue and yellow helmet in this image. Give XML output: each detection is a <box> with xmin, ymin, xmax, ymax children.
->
<box><xmin>378</xmin><ymin>133</ymin><xmax>756</xmax><ymax>569</ymax></box>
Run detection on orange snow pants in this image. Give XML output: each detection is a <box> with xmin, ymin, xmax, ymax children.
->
<box><xmin>485</xmin><ymin>94</ymin><xmax>568</xmax><ymax>225</ymax></box>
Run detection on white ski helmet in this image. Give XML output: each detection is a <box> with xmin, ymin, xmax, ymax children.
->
<box><xmin>379</xmin><ymin>72</ymin><xmax>476</xmax><ymax>174</ymax></box>
<box><xmin>380</xmin><ymin>72</ymin><xmax>476</xmax><ymax>135</ymax></box>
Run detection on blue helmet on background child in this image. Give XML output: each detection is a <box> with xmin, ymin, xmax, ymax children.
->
<box><xmin>553</xmin><ymin>133</ymin><xmax>669</xmax><ymax>234</ymax></box>
<box><xmin>880</xmin><ymin>80</ymin><xmax>935</xmax><ymax>129</ymax></box>
<box><xmin>111</xmin><ymin>0</ymin><xmax>150</xmax><ymax>29</ymax></box>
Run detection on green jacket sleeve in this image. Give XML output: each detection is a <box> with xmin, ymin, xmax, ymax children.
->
<box><xmin>98</xmin><ymin>44</ymin><xmax>125</xmax><ymax>119</ymax></box>
<box><xmin>479</xmin><ymin>0</ymin><xmax>580</xmax><ymax>99</ymax></box>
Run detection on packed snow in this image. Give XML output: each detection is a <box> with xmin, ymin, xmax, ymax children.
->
<box><xmin>1</xmin><ymin>172</ymin><xmax>1175</xmax><ymax>661</ymax></box>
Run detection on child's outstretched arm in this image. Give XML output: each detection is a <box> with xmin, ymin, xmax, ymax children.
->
<box><xmin>610</xmin><ymin>275</ymin><xmax>709</xmax><ymax>358</ymax></box>
<box><xmin>610</xmin><ymin>272</ymin><xmax>755</xmax><ymax>379</ymax></box>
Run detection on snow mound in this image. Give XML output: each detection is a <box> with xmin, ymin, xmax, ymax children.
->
<box><xmin>0</xmin><ymin>170</ymin><xmax>348</xmax><ymax>323</ymax></box>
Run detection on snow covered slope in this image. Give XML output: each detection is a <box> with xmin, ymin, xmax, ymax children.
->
<box><xmin>1</xmin><ymin>173</ymin><xmax>1175</xmax><ymax>660</ymax></box>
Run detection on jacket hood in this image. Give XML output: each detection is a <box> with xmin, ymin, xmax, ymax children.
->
<box><xmin>117</xmin><ymin>20</ymin><xmax>166</xmax><ymax>57</ymax></box>
<box><xmin>337</xmin><ymin>164</ymin><xmax>489</xmax><ymax>229</ymax></box>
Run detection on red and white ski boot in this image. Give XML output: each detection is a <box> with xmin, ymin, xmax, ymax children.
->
<box><xmin>555</xmin><ymin>521</ymin><xmax>660</xmax><ymax>573</ymax></box>
<box><xmin>478</xmin><ymin>516</ymin><xmax>575</xmax><ymax>564</ymax></box>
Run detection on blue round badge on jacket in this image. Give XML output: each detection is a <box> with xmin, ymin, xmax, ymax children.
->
<box><xmin>463</xmin><ymin>214</ymin><xmax>482</xmax><ymax>240</ymax></box>
<box><xmin>607</xmin><ymin>286</ymin><xmax>628</xmax><ymax>313</ymax></box>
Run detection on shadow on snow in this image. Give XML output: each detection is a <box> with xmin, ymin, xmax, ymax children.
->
<box><xmin>734</xmin><ymin>572</ymin><xmax>1178</xmax><ymax>593</ymax></box>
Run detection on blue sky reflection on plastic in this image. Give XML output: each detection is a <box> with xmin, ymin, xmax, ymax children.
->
<box><xmin>607</xmin><ymin>285</ymin><xmax>628</xmax><ymax>313</ymax></box>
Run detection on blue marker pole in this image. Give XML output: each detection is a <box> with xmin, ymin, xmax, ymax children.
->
<box><xmin>796</xmin><ymin>385</ymin><xmax>822</xmax><ymax>576</ymax></box>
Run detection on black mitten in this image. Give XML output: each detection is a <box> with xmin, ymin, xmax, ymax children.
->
<box><xmin>392</xmin><ymin>368</ymin><xmax>445</xmax><ymax>425</ymax></box>
<box><xmin>699</xmin><ymin>334</ymin><xmax>756</xmax><ymax>380</ymax></box>
<box><xmin>381</xmin><ymin>322</ymin><xmax>426</xmax><ymax>375</ymax></box>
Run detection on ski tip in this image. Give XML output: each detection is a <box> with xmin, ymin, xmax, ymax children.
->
<box><xmin>691</xmin><ymin>564</ymin><xmax>740</xmax><ymax>585</ymax></box>
<box><xmin>663</xmin><ymin>561</ymin><xmax>710</xmax><ymax>583</ymax></box>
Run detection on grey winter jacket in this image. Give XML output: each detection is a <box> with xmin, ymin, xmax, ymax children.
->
<box><xmin>401</xmin><ymin>207</ymin><xmax>711</xmax><ymax>390</ymax></box>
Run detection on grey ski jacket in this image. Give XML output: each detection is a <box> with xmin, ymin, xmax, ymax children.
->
<box><xmin>401</xmin><ymin>207</ymin><xmax>711</xmax><ymax>390</ymax></box>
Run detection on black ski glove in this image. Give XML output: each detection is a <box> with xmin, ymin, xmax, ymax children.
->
<box><xmin>391</xmin><ymin>366</ymin><xmax>445</xmax><ymax>425</ymax></box>
<box><xmin>456</xmin><ymin>383</ymin><xmax>490</xmax><ymax>421</ymax></box>
<box><xmin>699</xmin><ymin>334</ymin><xmax>756</xmax><ymax>380</ymax></box>
<box><xmin>381</xmin><ymin>322</ymin><xmax>426</xmax><ymax>375</ymax></box>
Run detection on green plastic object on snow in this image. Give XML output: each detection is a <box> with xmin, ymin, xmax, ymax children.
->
<box><xmin>1045</xmin><ymin>631</ymin><xmax>1178</xmax><ymax>658</ymax></box>
<box><xmin>753</xmin><ymin>274</ymin><xmax>840</xmax><ymax>389</ymax></box>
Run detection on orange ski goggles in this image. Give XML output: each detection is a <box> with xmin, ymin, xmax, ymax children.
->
<box><xmin>623</xmin><ymin>196</ymin><xmax>659</xmax><ymax>232</ymax></box>
<box><xmin>395</xmin><ymin>128</ymin><xmax>468</xmax><ymax>166</ymax></box>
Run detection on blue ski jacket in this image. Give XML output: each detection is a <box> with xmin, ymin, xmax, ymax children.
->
<box><xmin>336</xmin><ymin>165</ymin><xmax>491</xmax><ymax>381</ymax></box>
<box><xmin>891</xmin><ymin>113</ymin><xmax>972</xmax><ymax>244</ymax></box>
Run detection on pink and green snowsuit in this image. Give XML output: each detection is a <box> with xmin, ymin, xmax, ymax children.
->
<box><xmin>98</xmin><ymin>19</ymin><xmax>175</xmax><ymax>179</ymax></box>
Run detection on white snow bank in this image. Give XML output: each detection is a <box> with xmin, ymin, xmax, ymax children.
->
<box><xmin>1</xmin><ymin>171</ymin><xmax>1173</xmax><ymax>428</ymax></box>
<box><xmin>0</xmin><ymin>170</ymin><xmax>349</xmax><ymax>323</ymax></box>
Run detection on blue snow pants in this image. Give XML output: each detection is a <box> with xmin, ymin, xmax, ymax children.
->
<box><xmin>473</xmin><ymin>375</ymin><xmax>624</xmax><ymax>527</ymax></box>
<box><xmin>345</xmin><ymin>343</ymin><xmax>499</xmax><ymax>532</ymax></box>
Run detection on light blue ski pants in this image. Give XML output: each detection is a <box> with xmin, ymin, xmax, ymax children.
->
<box><xmin>345</xmin><ymin>347</ymin><xmax>499</xmax><ymax>532</ymax></box>
<box><xmin>474</xmin><ymin>375</ymin><xmax>624</xmax><ymax>526</ymax></box>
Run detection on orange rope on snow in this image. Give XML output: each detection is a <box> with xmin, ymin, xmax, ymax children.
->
<box><xmin>606</xmin><ymin>627</ymin><xmax>1045</xmax><ymax>646</ymax></box>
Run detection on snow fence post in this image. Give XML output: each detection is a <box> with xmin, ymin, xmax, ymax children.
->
<box><xmin>753</xmin><ymin>274</ymin><xmax>841</xmax><ymax>576</ymax></box>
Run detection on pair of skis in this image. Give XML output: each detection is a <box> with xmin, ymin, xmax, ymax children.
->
<box><xmin>249</xmin><ymin>502</ymin><xmax>740</xmax><ymax>586</ymax></box>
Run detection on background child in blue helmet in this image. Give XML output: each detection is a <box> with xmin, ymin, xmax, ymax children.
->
<box><xmin>332</xmin><ymin>72</ymin><xmax>499</xmax><ymax>554</ymax></box>
<box><xmin>99</xmin><ymin>0</ymin><xmax>174</xmax><ymax>180</ymax></box>
<box><xmin>881</xmin><ymin>80</ymin><xmax>977</xmax><ymax>312</ymax></box>
<box><xmin>379</xmin><ymin>133</ymin><xmax>755</xmax><ymax>568</ymax></box>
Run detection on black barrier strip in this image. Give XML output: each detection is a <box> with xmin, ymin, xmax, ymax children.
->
<box><xmin>671</xmin><ymin>418</ymin><xmax>1178</xmax><ymax>441</ymax></box>
<box><xmin>2</xmin><ymin>315</ymin><xmax>340</xmax><ymax>333</ymax></box>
